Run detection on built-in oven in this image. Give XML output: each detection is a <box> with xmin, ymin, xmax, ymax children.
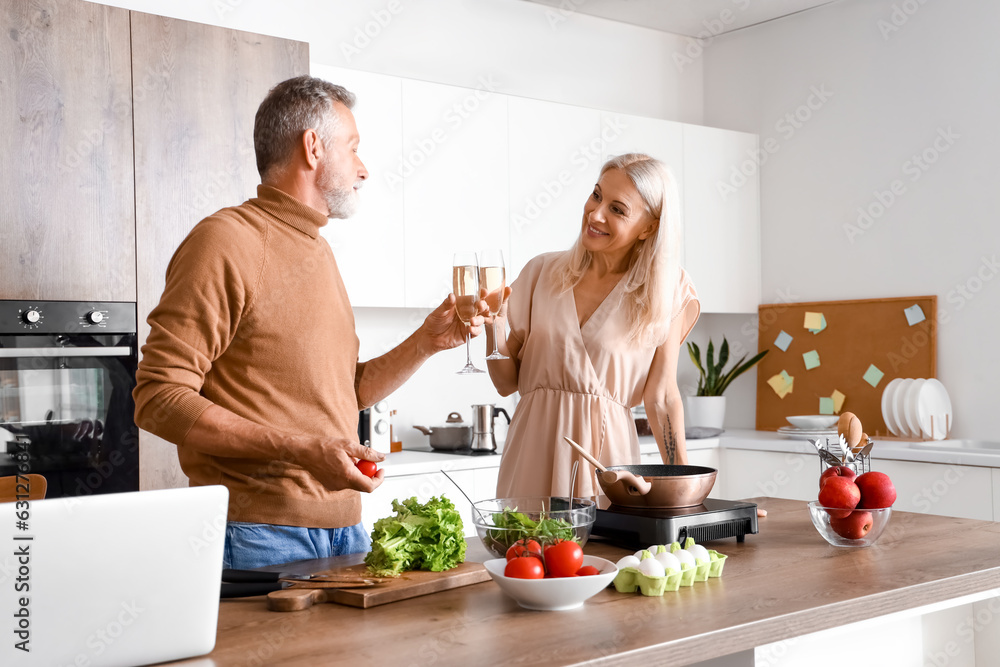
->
<box><xmin>0</xmin><ymin>301</ymin><xmax>139</xmax><ymax>498</ymax></box>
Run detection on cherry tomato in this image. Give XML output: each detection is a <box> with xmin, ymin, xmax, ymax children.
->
<box><xmin>505</xmin><ymin>539</ymin><xmax>542</xmax><ymax>561</ymax></box>
<box><xmin>576</xmin><ymin>565</ymin><xmax>600</xmax><ymax>577</ymax></box>
<box><xmin>504</xmin><ymin>556</ymin><xmax>544</xmax><ymax>579</ymax></box>
<box><xmin>355</xmin><ymin>460</ymin><xmax>378</xmax><ymax>478</ymax></box>
<box><xmin>543</xmin><ymin>539</ymin><xmax>584</xmax><ymax>578</ymax></box>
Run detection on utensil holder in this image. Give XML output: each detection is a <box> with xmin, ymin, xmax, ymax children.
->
<box><xmin>814</xmin><ymin>436</ymin><xmax>871</xmax><ymax>476</ymax></box>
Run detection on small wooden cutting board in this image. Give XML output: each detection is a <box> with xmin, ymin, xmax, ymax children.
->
<box><xmin>267</xmin><ymin>560</ymin><xmax>491</xmax><ymax>611</ymax></box>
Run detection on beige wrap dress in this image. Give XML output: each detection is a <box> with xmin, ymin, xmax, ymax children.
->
<box><xmin>495</xmin><ymin>252</ymin><xmax>699</xmax><ymax>499</ymax></box>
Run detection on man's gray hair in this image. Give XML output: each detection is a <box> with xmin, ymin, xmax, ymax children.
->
<box><xmin>254</xmin><ymin>76</ymin><xmax>355</xmax><ymax>180</ymax></box>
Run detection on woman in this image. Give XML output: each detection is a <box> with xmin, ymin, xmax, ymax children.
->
<box><xmin>486</xmin><ymin>153</ymin><xmax>700</xmax><ymax>499</ymax></box>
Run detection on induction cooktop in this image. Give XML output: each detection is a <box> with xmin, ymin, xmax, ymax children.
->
<box><xmin>591</xmin><ymin>498</ymin><xmax>758</xmax><ymax>550</ymax></box>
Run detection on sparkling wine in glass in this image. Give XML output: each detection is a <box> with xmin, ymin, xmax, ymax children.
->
<box><xmin>480</xmin><ymin>249</ymin><xmax>508</xmax><ymax>360</ymax></box>
<box><xmin>453</xmin><ymin>252</ymin><xmax>485</xmax><ymax>375</ymax></box>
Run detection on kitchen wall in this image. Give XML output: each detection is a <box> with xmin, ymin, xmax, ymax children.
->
<box><xmin>84</xmin><ymin>0</ymin><xmax>716</xmax><ymax>444</ymax></box>
<box><xmin>703</xmin><ymin>0</ymin><xmax>1000</xmax><ymax>438</ymax></box>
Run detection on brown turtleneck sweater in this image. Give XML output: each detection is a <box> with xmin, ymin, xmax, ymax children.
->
<box><xmin>134</xmin><ymin>185</ymin><xmax>361</xmax><ymax>528</ymax></box>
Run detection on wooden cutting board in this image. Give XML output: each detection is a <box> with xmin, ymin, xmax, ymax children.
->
<box><xmin>269</xmin><ymin>560</ymin><xmax>491</xmax><ymax>610</ymax></box>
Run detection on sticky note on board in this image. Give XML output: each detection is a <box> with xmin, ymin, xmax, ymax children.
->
<box><xmin>808</xmin><ymin>314</ymin><xmax>827</xmax><ymax>334</ymax></box>
<box><xmin>774</xmin><ymin>330</ymin><xmax>793</xmax><ymax>351</ymax></box>
<box><xmin>767</xmin><ymin>370</ymin><xmax>794</xmax><ymax>399</ymax></box>
<box><xmin>904</xmin><ymin>304</ymin><xmax>926</xmax><ymax>326</ymax></box>
<box><xmin>831</xmin><ymin>390</ymin><xmax>846</xmax><ymax>413</ymax></box>
<box><xmin>863</xmin><ymin>364</ymin><xmax>884</xmax><ymax>388</ymax></box>
<box><xmin>803</xmin><ymin>312</ymin><xmax>823</xmax><ymax>330</ymax></box>
<box><xmin>802</xmin><ymin>350</ymin><xmax>821</xmax><ymax>370</ymax></box>
<box><xmin>819</xmin><ymin>397</ymin><xmax>835</xmax><ymax>415</ymax></box>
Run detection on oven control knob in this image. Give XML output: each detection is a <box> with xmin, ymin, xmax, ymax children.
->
<box><xmin>86</xmin><ymin>311</ymin><xmax>104</xmax><ymax>325</ymax></box>
<box><xmin>374</xmin><ymin>420</ymin><xmax>389</xmax><ymax>435</ymax></box>
<box><xmin>22</xmin><ymin>309</ymin><xmax>41</xmax><ymax>325</ymax></box>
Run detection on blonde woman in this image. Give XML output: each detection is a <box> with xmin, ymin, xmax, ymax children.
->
<box><xmin>487</xmin><ymin>153</ymin><xmax>700</xmax><ymax>499</ymax></box>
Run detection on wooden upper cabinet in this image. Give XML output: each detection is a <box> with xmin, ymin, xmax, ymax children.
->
<box><xmin>129</xmin><ymin>12</ymin><xmax>308</xmax><ymax>490</ymax></box>
<box><xmin>0</xmin><ymin>0</ymin><xmax>135</xmax><ymax>301</ymax></box>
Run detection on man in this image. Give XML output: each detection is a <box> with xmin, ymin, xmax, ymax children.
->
<box><xmin>134</xmin><ymin>76</ymin><xmax>485</xmax><ymax>569</ymax></box>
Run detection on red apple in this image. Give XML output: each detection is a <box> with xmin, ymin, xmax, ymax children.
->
<box><xmin>855</xmin><ymin>471</ymin><xmax>897</xmax><ymax>509</ymax></box>
<box><xmin>819</xmin><ymin>466</ymin><xmax>856</xmax><ymax>489</ymax></box>
<box><xmin>818</xmin><ymin>476</ymin><xmax>861</xmax><ymax>519</ymax></box>
<box><xmin>829</xmin><ymin>510</ymin><xmax>874</xmax><ymax>540</ymax></box>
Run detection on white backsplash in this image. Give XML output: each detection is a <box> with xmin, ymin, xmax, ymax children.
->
<box><xmin>353</xmin><ymin>308</ymin><xmax>759</xmax><ymax>446</ymax></box>
<box><xmin>353</xmin><ymin>307</ymin><xmax>515</xmax><ymax>449</ymax></box>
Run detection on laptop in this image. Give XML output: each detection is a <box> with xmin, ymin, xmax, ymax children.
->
<box><xmin>1</xmin><ymin>485</ymin><xmax>228</xmax><ymax>666</ymax></box>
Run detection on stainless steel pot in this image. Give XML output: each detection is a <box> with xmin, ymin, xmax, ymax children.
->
<box><xmin>413</xmin><ymin>412</ymin><xmax>473</xmax><ymax>450</ymax></box>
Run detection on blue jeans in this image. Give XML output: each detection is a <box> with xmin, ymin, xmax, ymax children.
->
<box><xmin>223</xmin><ymin>521</ymin><xmax>371</xmax><ymax>570</ymax></box>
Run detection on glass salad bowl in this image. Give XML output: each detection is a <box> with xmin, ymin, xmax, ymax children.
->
<box><xmin>471</xmin><ymin>496</ymin><xmax>596</xmax><ymax>559</ymax></box>
<box><xmin>808</xmin><ymin>502</ymin><xmax>892</xmax><ymax>547</ymax></box>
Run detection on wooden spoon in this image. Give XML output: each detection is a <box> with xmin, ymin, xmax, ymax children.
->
<box><xmin>562</xmin><ymin>437</ymin><xmax>652</xmax><ymax>495</ymax></box>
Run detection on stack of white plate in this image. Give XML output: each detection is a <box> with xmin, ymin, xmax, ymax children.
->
<box><xmin>777</xmin><ymin>415</ymin><xmax>838</xmax><ymax>440</ymax></box>
<box><xmin>881</xmin><ymin>378</ymin><xmax>952</xmax><ymax>440</ymax></box>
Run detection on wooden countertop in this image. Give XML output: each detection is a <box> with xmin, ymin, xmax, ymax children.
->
<box><xmin>172</xmin><ymin>498</ymin><xmax>1000</xmax><ymax>666</ymax></box>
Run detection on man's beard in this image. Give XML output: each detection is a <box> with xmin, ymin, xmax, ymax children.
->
<box><xmin>318</xmin><ymin>160</ymin><xmax>360</xmax><ymax>219</ymax></box>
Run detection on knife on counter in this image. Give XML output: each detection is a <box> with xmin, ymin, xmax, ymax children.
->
<box><xmin>221</xmin><ymin>569</ymin><xmax>384</xmax><ymax>598</ymax></box>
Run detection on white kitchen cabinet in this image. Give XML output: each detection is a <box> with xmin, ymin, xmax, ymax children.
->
<box><xmin>473</xmin><ymin>465</ymin><xmax>500</xmax><ymax>502</ymax></box>
<box><xmin>400</xmin><ymin>79</ymin><xmax>510</xmax><ymax>308</ymax></box>
<box><xmin>312</xmin><ymin>65</ymin><xmax>406</xmax><ymax>307</ymax></box>
<box><xmin>507</xmin><ymin>97</ymin><xmax>600</xmax><ymax>279</ymax></box>
<box><xmin>993</xmin><ymin>469</ymin><xmax>1000</xmax><ymax>521</ymax></box>
<box><xmin>600</xmin><ymin>112</ymin><xmax>686</xmax><ymax>264</ymax></box>
<box><xmin>875</xmin><ymin>459</ymin><xmax>992</xmax><ymax>521</ymax></box>
<box><xmin>723</xmin><ymin>449</ymin><xmax>816</xmax><ymax>502</ymax></box>
<box><xmin>682</xmin><ymin>124</ymin><xmax>761</xmax><ymax>313</ymax></box>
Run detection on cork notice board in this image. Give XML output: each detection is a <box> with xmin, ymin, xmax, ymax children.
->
<box><xmin>755</xmin><ymin>296</ymin><xmax>937</xmax><ymax>435</ymax></box>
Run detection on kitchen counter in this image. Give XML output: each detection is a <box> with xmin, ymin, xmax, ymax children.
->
<box><xmin>175</xmin><ymin>498</ymin><xmax>1000</xmax><ymax>666</ymax></box>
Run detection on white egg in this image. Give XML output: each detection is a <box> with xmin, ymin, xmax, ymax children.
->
<box><xmin>687</xmin><ymin>544</ymin><xmax>711</xmax><ymax>563</ymax></box>
<box><xmin>638</xmin><ymin>557</ymin><xmax>666</xmax><ymax>578</ymax></box>
<box><xmin>634</xmin><ymin>548</ymin><xmax>654</xmax><ymax>559</ymax></box>
<box><xmin>646</xmin><ymin>545</ymin><xmax>663</xmax><ymax>554</ymax></box>
<box><xmin>654</xmin><ymin>550</ymin><xmax>681</xmax><ymax>571</ymax></box>
<box><xmin>674</xmin><ymin>549</ymin><xmax>696</xmax><ymax>567</ymax></box>
<box><xmin>616</xmin><ymin>555</ymin><xmax>641</xmax><ymax>570</ymax></box>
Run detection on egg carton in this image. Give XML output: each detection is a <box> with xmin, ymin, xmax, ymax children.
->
<box><xmin>812</xmin><ymin>433</ymin><xmax>872</xmax><ymax>476</ymax></box>
<box><xmin>612</xmin><ymin>538</ymin><xmax>727</xmax><ymax>597</ymax></box>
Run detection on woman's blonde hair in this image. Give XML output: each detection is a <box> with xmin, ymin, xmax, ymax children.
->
<box><xmin>553</xmin><ymin>153</ymin><xmax>682</xmax><ymax>346</ymax></box>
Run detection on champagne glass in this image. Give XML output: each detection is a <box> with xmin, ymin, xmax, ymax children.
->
<box><xmin>480</xmin><ymin>249</ymin><xmax>508</xmax><ymax>360</ymax></box>
<box><xmin>453</xmin><ymin>252</ymin><xmax>485</xmax><ymax>375</ymax></box>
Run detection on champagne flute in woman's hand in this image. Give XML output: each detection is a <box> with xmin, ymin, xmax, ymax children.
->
<box><xmin>453</xmin><ymin>252</ymin><xmax>485</xmax><ymax>374</ymax></box>
<box><xmin>479</xmin><ymin>249</ymin><xmax>508</xmax><ymax>360</ymax></box>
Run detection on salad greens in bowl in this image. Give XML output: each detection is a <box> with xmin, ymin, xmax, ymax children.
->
<box><xmin>471</xmin><ymin>497</ymin><xmax>596</xmax><ymax>559</ymax></box>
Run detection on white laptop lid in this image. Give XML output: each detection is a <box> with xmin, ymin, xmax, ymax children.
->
<box><xmin>1</xmin><ymin>485</ymin><xmax>227</xmax><ymax>667</ymax></box>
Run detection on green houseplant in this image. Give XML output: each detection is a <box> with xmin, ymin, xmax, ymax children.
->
<box><xmin>685</xmin><ymin>338</ymin><xmax>768</xmax><ymax>428</ymax></box>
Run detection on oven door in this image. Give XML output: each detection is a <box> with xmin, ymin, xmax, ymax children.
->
<box><xmin>0</xmin><ymin>335</ymin><xmax>139</xmax><ymax>497</ymax></box>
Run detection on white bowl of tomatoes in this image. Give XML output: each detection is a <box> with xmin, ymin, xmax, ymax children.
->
<box><xmin>483</xmin><ymin>544</ymin><xmax>618</xmax><ymax>611</ymax></box>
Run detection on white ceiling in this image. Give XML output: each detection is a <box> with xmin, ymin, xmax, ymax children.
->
<box><xmin>521</xmin><ymin>0</ymin><xmax>839</xmax><ymax>37</ymax></box>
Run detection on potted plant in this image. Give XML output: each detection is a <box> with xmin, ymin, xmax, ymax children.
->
<box><xmin>685</xmin><ymin>338</ymin><xmax>768</xmax><ymax>429</ymax></box>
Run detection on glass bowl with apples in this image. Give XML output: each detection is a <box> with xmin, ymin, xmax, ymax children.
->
<box><xmin>812</xmin><ymin>464</ymin><xmax>897</xmax><ymax>547</ymax></box>
<box><xmin>808</xmin><ymin>502</ymin><xmax>892</xmax><ymax>547</ymax></box>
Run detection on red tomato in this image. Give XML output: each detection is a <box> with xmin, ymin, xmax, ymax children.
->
<box><xmin>543</xmin><ymin>540</ymin><xmax>584</xmax><ymax>578</ymax></box>
<box><xmin>505</xmin><ymin>539</ymin><xmax>541</xmax><ymax>561</ymax></box>
<box><xmin>576</xmin><ymin>565</ymin><xmax>600</xmax><ymax>577</ymax></box>
<box><xmin>504</xmin><ymin>556</ymin><xmax>544</xmax><ymax>579</ymax></box>
<box><xmin>355</xmin><ymin>460</ymin><xmax>378</xmax><ymax>478</ymax></box>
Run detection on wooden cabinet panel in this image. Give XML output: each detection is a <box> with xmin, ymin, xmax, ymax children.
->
<box><xmin>682</xmin><ymin>125</ymin><xmax>761</xmax><ymax>313</ymax></box>
<box><xmin>0</xmin><ymin>0</ymin><xmax>135</xmax><ymax>301</ymax></box>
<box><xmin>130</xmin><ymin>12</ymin><xmax>308</xmax><ymax>490</ymax></box>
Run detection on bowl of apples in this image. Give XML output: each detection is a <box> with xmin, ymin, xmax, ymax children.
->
<box><xmin>811</xmin><ymin>467</ymin><xmax>897</xmax><ymax>547</ymax></box>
